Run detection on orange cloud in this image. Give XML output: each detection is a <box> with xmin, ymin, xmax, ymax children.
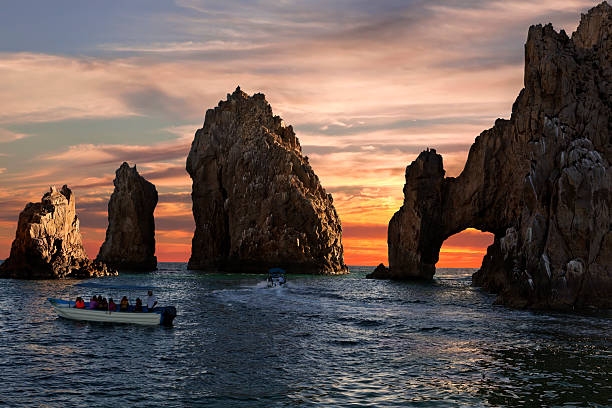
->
<box><xmin>342</xmin><ymin>237</ymin><xmax>388</xmax><ymax>266</ymax></box>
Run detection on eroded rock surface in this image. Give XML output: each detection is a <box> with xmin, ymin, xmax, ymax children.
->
<box><xmin>187</xmin><ymin>87</ymin><xmax>347</xmax><ymax>274</ymax></box>
<box><xmin>0</xmin><ymin>185</ymin><xmax>116</xmax><ymax>279</ymax></box>
<box><xmin>382</xmin><ymin>3</ymin><xmax>612</xmax><ymax>309</ymax></box>
<box><xmin>97</xmin><ymin>162</ymin><xmax>158</xmax><ymax>271</ymax></box>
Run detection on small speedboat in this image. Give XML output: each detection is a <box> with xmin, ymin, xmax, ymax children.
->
<box><xmin>267</xmin><ymin>268</ymin><xmax>287</xmax><ymax>288</ymax></box>
<box><xmin>48</xmin><ymin>283</ymin><xmax>177</xmax><ymax>326</ymax></box>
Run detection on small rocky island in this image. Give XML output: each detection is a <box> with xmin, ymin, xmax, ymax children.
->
<box><xmin>371</xmin><ymin>3</ymin><xmax>612</xmax><ymax>310</ymax></box>
<box><xmin>186</xmin><ymin>87</ymin><xmax>348</xmax><ymax>274</ymax></box>
<box><xmin>0</xmin><ymin>185</ymin><xmax>116</xmax><ymax>279</ymax></box>
<box><xmin>96</xmin><ymin>162</ymin><xmax>158</xmax><ymax>271</ymax></box>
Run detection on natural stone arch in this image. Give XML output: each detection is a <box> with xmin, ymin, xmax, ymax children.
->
<box><xmin>386</xmin><ymin>145</ymin><xmax>514</xmax><ymax>281</ymax></box>
<box><xmin>371</xmin><ymin>5</ymin><xmax>612</xmax><ymax>310</ymax></box>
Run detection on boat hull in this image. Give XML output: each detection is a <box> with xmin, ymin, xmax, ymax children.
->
<box><xmin>49</xmin><ymin>299</ymin><xmax>167</xmax><ymax>325</ymax></box>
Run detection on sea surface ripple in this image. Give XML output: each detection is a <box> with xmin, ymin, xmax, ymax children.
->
<box><xmin>0</xmin><ymin>263</ymin><xmax>610</xmax><ymax>407</ymax></box>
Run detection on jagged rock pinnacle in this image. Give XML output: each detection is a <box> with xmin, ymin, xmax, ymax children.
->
<box><xmin>96</xmin><ymin>162</ymin><xmax>158</xmax><ymax>271</ymax></box>
<box><xmin>0</xmin><ymin>185</ymin><xmax>117</xmax><ymax>279</ymax></box>
<box><xmin>186</xmin><ymin>89</ymin><xmax>348</xmax><ymax>274</ymax></box>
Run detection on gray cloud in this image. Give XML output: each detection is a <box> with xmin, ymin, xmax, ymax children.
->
<box><xmin>43</xmin><ymin>140</ymin><xmax>191</xmax><ymax>169</ymax></box>
<box><xmin>303</xmin><ymin>142</ymin><xmax>472</xmax><ymax>156</ymax></box>
<box><xmin>76</xmin><ymin>211</ymin><xmax>107</xmax><ymax>231</ymax></box>
<box><xmin>142</xmin><ymin>165</ymin><xmax>188</xmax><ymax>181</ymax></box>
<box><xmin>159</xmin><ymin>192</ymin><xmax>191</xmax><ymax>203</ymax></box>
<box><xmin>75</xmin><ymin>191</ymin><xmax>191</xmax><ymax>213</ymax></box>
<box><xmin>120</xmin><ymin>87</ymin><xmax>197</xmax><ymax>119</ymax></box>
<box><xmin>297</xmin><ymin>115</ymin><xmax>492</xmax><ymax>137</ymax></box>
<box><xmin>77</xmin><ymin>207</ymin><xmax>194</xmax><ymax>234</ymax></box>
<box><xmin>156</xmin><ymin>215</ymin><xmax>195</xmax><ymax>233</ymax></box>
<box><xmin>76</xmin><ymin>200</ymin><xmax>108</xmax><ymax>212</ymax></box>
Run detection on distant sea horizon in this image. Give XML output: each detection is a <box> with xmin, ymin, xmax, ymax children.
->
<box><xmin>0</xmin><ymin>259</ymin><xmax>479</xmax><ymax>270</ymax></box>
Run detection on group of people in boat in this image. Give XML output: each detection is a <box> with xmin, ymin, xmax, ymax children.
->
<box><xmin>73</xmin><ymin>290</ymin><xmax>158</xmax><ymax>313</ymax></box>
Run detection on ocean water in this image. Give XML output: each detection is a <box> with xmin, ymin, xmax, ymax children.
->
<box><xmin>0</xmin><ymin>263</ymin><xmax>610</xmax><ymax>407</ymax></box>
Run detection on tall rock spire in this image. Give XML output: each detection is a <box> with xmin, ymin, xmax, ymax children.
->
<box><xmin>97</xmin><ymin>162</ymin><xmax>158</xmax><ymax>271</ymax></box>
<box><xmin>186</xmin><ymin>88</ymin><xmax>347</xmax><ymax>274</ymax></box>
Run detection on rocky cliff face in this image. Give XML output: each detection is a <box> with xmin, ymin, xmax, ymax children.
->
<box><xmin>186</xmin><ymin>87</ymin><xmax>347</xmax><ymax>274</ymax></box>
<box><xmin>0</xmin><ymin>185</ymin><xmax>116</xmax><ymax>279</ymax></box>
<box><xmin>380</xmin><ymin>3</ymin><xmax>612</xmax><ymax>309</ymax></box>
<box><xmin>97</xmin><ymin>162</ymin><xmax>158</xmax><ymax>271</ymax></box>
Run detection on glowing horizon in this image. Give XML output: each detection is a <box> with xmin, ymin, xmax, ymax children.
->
<box><xmin>0</xmin><ymin>0</ymin><xmax>598</xmax><ymax>268</ymax></box>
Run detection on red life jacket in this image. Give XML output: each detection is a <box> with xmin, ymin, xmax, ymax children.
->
<box><xmin>76</xmin><ymin>300</ymin><xmax>85</xmax><ymax>308</ymax></box>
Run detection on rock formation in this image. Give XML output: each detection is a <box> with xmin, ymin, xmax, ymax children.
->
<box><xmin>0</xmin><ymin>185</ymin><xmax>116</xmax><ymax>279</ymax></box>
<box><xmin>367</xmin><ymin>263</ymin><xmax>389</xmax><ymax>278</ymax></box>
<box><xmin>378</xmin><ymin>3</ymin><xmax>612</xmax><ymax>310</ymax></box>
<box><xmin>186</xmin><ymin>87</ymin><xmax>347</xmax><ymax>274</ymax></box>
<box><xmin>97</xmin><ymin>162</ymin><xmax>158</xmax><ymax>271</ymax></box>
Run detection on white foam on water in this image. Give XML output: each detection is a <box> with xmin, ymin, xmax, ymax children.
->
<box><xmin>254</xmin><ymin>281</ymin><xmax>269</xmax><ymax>289</ymax></box>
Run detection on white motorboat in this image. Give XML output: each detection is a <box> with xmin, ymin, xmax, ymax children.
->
<box><xmin>48</xmin><ymin>283</ymin><xmax>176</xmax><ymax>326</ymax></box>
<box><xmin>267</xmin><ymin>268</ymin><xmax>287</xmax><ymax>288</ymax></box>
<box><xmin>48</xmin><ymin>298</ymin><xmax>176</xmax><ymax>325</ymax></box>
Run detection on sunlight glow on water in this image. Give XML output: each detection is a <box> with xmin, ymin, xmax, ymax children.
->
<box><xmin>0</xmin><ymin>263</ymin><xmax>610</xmax><ymax>406</ymax></box>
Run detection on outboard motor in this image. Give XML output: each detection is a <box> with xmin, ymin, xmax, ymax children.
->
<box><xmin>161</xmin><ymin>306</ymin><xmax>177</xmax><ymax>326</ymax></box>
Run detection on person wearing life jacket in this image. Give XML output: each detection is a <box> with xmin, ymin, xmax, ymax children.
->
<box><xmin>75</xmin><ymin>297</ymin><xmax>85</xmax><ymax>309</ymax></box>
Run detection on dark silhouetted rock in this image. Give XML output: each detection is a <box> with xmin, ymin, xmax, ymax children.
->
<box><xmin>0</xmin><ymin>185</ymin><xmax>117</xmax><ymax>279</ymax></box>
<box><xmin>186</xmin><ymin>87</ymin><xmax>348</xmax><ymax>274</ymax></box>
<box><xmin>97</xmin><ymin>162</ymin><xmax>158</xmax><ymax>271</ymax></box>
<box><xmin>366</xmin><ymin>263</ymin><xmax>389</xmax><ymax>279</ymax></box>
<box><xmin>381</xmin><ymin>3</ymin><xmax>612</xmax><ymax>310</ymax></box>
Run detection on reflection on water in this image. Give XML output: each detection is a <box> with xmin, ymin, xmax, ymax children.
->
<box><xmin>0</xmin><ymin>263</ymin><xmax>610</xmax><ymax>407</ymax></box>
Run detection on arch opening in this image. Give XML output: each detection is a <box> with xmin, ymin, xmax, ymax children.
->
<box><xmin>437</xmin><ymin>228</ymin><xmax>494</xmax><ymax>269</ymax></box>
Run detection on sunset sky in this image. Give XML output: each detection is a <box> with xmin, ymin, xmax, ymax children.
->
<box><xmin>0</xmin><ymin>0</ymin><xmax>599</xmax><ymax>267</ymax></box>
